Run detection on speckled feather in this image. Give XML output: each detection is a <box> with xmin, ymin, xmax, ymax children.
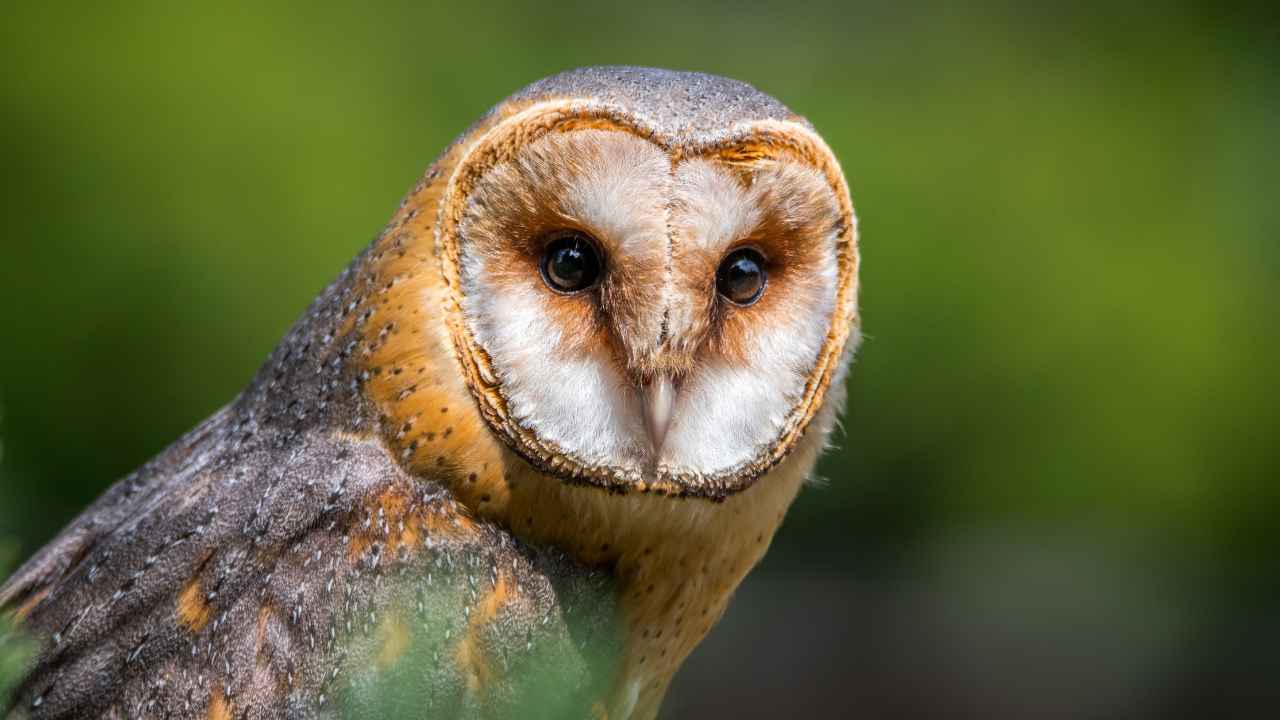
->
<box><xmin>0</xmin><ymin>255</ymin><xmax>619</xmax><ymax>718</ymax></box>
<box><xmin>509</xmin><ymin>66</ymin><xmax>803</xmax><ymax>140</ymax></box>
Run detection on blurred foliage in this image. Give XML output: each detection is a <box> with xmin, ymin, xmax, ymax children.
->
<box><xmin>0</xmin><ymin>546</ymin><xmax>36</xmax><ymax>709</ymax></box>
<box><xmin>0</xmin><ymin>611</ymin><xmax>34</xmax><ymax>711</ymax></box>
<box><xmin>0</xmin><ymin>1</ymin><xmax>1277</xmax><ymax>716</ymax></box>
<box><xmin>332</xmin><ymin>555</ymin><xmax>619</xmax><ymax>719</ymax></box>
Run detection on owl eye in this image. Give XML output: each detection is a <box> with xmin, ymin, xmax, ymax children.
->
<box><xmin>716</xmin><ymin>247</ymin><xmax>767</xmax><ymax>306</ymax></box>
<box><xmin>540</xmin><ymin>231</ymin><xmax>602</xmax><ymax>293</ymax></box>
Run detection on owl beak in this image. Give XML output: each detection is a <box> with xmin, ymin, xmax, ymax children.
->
<box><xmin>642</xmin><ymin>375</ymin><xmax>676</xmax><ymax>453</ymax></box>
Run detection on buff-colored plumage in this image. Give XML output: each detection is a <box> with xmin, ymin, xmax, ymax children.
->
<box><xmin>0</xmin><ymin>67</ymin><xmax>859</xmax><ymax>720</ymax></box>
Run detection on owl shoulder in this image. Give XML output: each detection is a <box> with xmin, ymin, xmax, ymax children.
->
<box><xmin>2</xmin><ymin>408</ymin><xmax>619</xmax><ymax>719</ymax></box>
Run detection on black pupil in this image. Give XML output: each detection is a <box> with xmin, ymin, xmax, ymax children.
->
<box><xmin>542</xmin><ymin>234</ymin><xmax>600</xmax><ymax>292</ymax></box>
<box><xmin>717</xmin><ymin>249</ymin><xmax>766</xmax><ymax>305</ymax></box>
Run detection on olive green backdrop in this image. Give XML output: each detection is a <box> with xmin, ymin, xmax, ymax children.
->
<box><xmin>1</xmin><ymin>2</ymin><xmax>1276</xmax><ymax>717</ymax></box>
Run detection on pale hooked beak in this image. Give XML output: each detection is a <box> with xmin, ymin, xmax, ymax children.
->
<box><xmin>642</xmin><ymin>375</ymin><xmax>676</xmax><ymax>453</ymax></box>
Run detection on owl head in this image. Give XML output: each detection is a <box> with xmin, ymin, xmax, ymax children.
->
<box><xmin>432</xmin><ymin>67</ymin><xmax>859</xmax><ymax>500</ymax></box>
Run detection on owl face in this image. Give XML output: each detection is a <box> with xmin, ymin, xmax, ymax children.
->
<box><xmin>440</xmin><ymin>103</ymin><xmax>857</xmax><ymax>498</ymax></box>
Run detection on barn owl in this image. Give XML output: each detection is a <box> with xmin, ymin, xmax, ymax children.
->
<box><xmin>0</xmin><ymin>66</ymin><xmax>860</xmax><ymax>719</ymax></box>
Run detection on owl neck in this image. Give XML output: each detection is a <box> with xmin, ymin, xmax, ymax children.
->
<box><xmin>500</xmin><ymin>439</ymin><xmax>819</xmax><ymax>719</ymax></box>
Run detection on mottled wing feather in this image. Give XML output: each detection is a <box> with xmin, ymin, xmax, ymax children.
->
<box><xmin>2</xmin><ymin>413</ymin><xmax>618</xmax><ymax>719</ymax></box>
<box><xmin>0</xmin><ymin>405</ymin><xmax>236</xmax><ymax>617</ymax></box>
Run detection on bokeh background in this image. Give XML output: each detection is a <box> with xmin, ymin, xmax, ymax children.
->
<box><xmin>2</xmin><ymin>2</ymin><xmax>1277</xmax><ymax>717</ymax></box>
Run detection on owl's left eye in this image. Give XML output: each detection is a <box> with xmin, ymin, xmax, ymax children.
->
<box><xmin>540</xmin><ymin>231</ymin><xmax>602</xmax><ymax>294</ymax></box>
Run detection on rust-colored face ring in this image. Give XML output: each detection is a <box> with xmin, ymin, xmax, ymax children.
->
<box><xmin>437</xmin><ymin>101</ymin><xmax>860</xmax><ymax>500</ymax></box>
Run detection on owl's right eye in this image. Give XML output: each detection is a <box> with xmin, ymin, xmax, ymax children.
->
<box><xmin>540</xmin><ymin>231</ymin><xmax>602</xmax><ymax>293</ymax></box>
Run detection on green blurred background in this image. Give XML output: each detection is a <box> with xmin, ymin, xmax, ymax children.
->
<box><xmin>1</xmin><ymin>2</ymin><xmax>1276</xmax><ymax>717</ymax></box>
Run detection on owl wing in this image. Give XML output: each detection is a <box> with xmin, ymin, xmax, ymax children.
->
<box><xmin>1</xmin><ymin>404</ymin><xmax>619</xmax><ymax>720</ymax></box>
